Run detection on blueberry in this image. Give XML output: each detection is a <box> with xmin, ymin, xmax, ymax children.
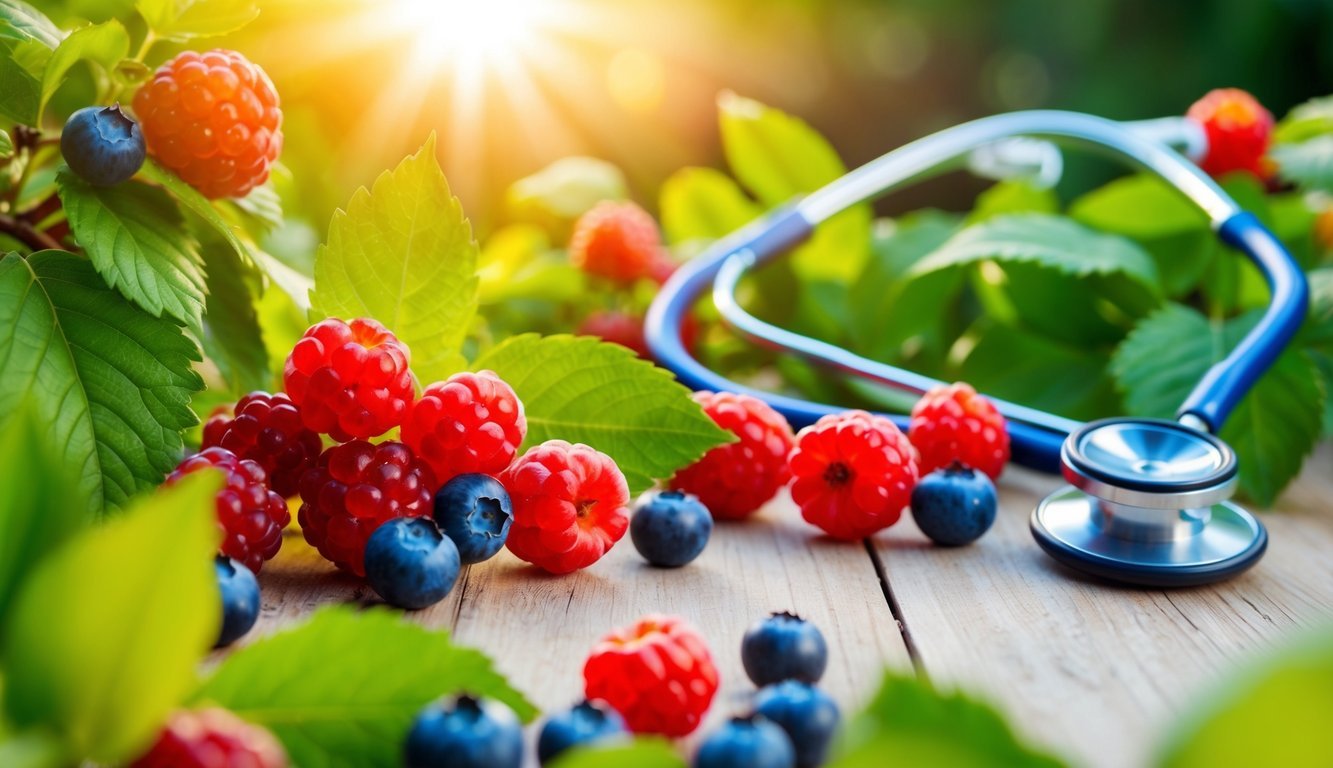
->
<box><xmin>434</xmin><ymin>474</ymin><xmax>513</xmax><ymax>564</ymax></box>
<box><xmin>629</xmin><ymin>490</ymin><xmax>712</xmax><ymax>567</ymax></box>
<box><xmin>536</xmin><ymin>699</ymin><xmax>627</xmax><ymax>765</ymax></box>
<box><xmin>741</xmin><ymin>611</ymin><xmax>828</xmax><ymax>686</ymax></box>
<box><xmin>695</xmin><ymin>714</ymin><xmax>796</xmax><ymax>768</ymax></box>
<box><xmin>214</xmin><ymin>555</ymin><xmax>260</xmax><ymax>648</ymax></box>
<box><xmin>405</xmin><ymin>695</ymin><xmax>523</xmax><ymax>768</ymax></box>
<box><xmin>910</xmin><ymin>462</ymin><xmax>998</xmax><ymax>546</ymax></box>
<box><xmin>364</xmin><ymin>517</ymin><xmax>460</xmax><ymax>610</ymax></box>
<box><xmin>60</xmin><ymin>104</ymin><xmax>145</xmax><ymax>187</ymax></box>
<box><xmin>753</xmin><ymin>681</ymin><xmax>840</xmax><ymax>768</ymax></box>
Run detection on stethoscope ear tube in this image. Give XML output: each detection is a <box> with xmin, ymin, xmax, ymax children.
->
<box><xmin>1175</xmin><ymin>212</ymin><xmax>1310</xmax><ymax>432</ymax></box>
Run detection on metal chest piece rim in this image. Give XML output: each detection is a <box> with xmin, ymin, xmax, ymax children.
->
<box><xmin>1030</xmin><ymin>418</ymin><xmax>1267</xmax><ymax>587</ymax></box>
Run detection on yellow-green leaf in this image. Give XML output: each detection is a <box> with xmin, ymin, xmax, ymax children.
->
<box><xmin>1</xmin><ymin>472</ymin><xmax>222</xmax><ymax>763</ymax></box>
<box><xmin>659</xmin><ymin>166</ymin><xmax>761</xmax><ymax>244</ymax></box>
<box><xmin>39</xmin><ymin>20</ymin><xmax>129</xmax><ymax>119</ymax></box>
<box><xmin>311</xmin><ymin>135</ymin><xmax>480</xmax><ymax>385</ymax></box>
<box><xmin>135</xmin><ymin>0</ymin><xmax>259</xmax><ymax>41</ymax></box>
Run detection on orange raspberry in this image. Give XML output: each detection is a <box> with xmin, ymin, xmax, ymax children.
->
<box><xmin>133</xmin><ymin>49</ymin><xmax>282</xmax><ymax>199</ymax></box>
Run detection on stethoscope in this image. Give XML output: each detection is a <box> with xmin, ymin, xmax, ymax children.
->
<box><xmin>644</xmin><ymin>110</ymin><xmax>1310</xmax><ymax>588</ymax></box>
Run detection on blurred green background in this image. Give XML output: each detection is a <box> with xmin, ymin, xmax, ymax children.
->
<box><xmin>41</xmin><ymin>0</ymin><xmax>1333</xmax><ymax>233</ymax></box>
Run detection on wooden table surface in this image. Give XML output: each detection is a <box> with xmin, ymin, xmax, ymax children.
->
<box><xmin>245</xmin><ymin>443</ymin><xmax>1333</xmax><ymax>767</ymax></box>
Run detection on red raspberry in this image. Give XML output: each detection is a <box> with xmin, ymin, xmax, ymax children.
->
<box><xmin>297</xmin><ymin>440</ymin><xmax>435</xmax><ymax>576</ymax></box>
<box><xmin>568</xmin><ymin>201</ymin><xmax>661</xmax><ymax>283</ymax></box>
<box><xmin>577</xmin><ymin>311</ymin><xmax>650</xmax><ymax>357</ymax></box>
<box><xmin>577</xmin><ymin>310</ymin><xmax>700</xmax><ymax>360</ymax></box>
<box><xmin>283</xmin><ymin>318</ymin><xmax>414</xmax><ymax>442</ymax></box>
<box><xmin>908</xmin><ymin>382</ymin><xmax>1010</xmax><ymax>479</ymax></box>
<box><xmin>166</xmin><ymin>447</ymin><xmax>289</xmax><ymax>573</ymax></box>
<box><xmin>789</xmin><ymin>411</ymin><xmax>919</xmax><ymax>540</ymax></box>
<box><xmin>501</xmin><ymin>440</ymin><xmax>630</xmax><ymax>574</ymax></box>
<box><xmin>132</xmin><ymin>49</ymin><xmax>282</xmax><ymax>199</ymax></box>
<box><xmin>130</xmin><ymin>708</ymin><xmax>287</xmax><ymax>768</ymax></box>
<box><xmin>401</xmin><ymin>370</ymin><xmax>526</xmax><ymax>485</ymax></box>
<box><xmin>582</xmin><ymin>614</ymin><xmax>719</xmax><ymax>737</ymax></box>
<box><xmin>670</xmin><ymin>392</ymin><xmax>794</xmax><ymax>520</ymax></box>
<box><xmin>1186</xmin><ymin>88</ymin><xmax>1274</xmax><ymax>180</ymax></box>
<box><xmin>202</xmin><ymin>392</ymin><xmax>323</xmax><ymax>498</ymax></box>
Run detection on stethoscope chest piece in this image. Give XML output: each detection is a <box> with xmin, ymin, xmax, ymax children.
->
<box><xmin>1030</xmin><ymin>418</ymin><xmax>1267</xmax><ymax>587</ymax></box>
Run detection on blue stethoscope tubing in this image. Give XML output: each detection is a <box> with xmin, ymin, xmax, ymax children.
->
<box><xmin>644</xmin><ymin>110</ymin><xmax>1310</xmax><ymax>474</ymax></box>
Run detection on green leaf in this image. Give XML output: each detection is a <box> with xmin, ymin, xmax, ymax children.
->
<box><xmin>192</xmin><ymin>606</ymin><xmax>536</xmax><ymax>768</ymax></box>
<box><xmin>551</xmin><ymin>740</ymin><xmax>685</xmax><ymax>768</ymax></box>
<box><xmin>0</xmin><ymin>128</ymin><xmax>12</xmax><ymax>157</ymax></box>
<box><xmin>0</xmin><ymin>731</ymin><xmax>65</xmax><ymax>768</ymax></box>
<box><xmin>140</xmin><ymin>159</ymin><xmax>251</xmax><ymax>265</ymax></box>
<box><xmin>1305</xmin><ymin>268</ymin><xmax>1333</xmax><ymax>436</ymax></box>
<box><xmin>0</xmin><ymin>38</ymin><xmax>50</xmax><ymax>124</ymax></box>
<box><xmin>221</xmin><ymin>180</ymin><xmax>283</xmax><ymax>235</ymax></box>
<box><xmin>912</xmin><ymin>213</ymin><xmax>1162</xmax><ymax>292</ymax></box>
<box><xmin>1158</xmin><ymin>625</ymin><xmax>1333</xmax><ymax>768</ymax></box>
<box><xmin>1274</xmin><ymin>95</ymin><xmax>1333</xmax><ymax>144</ymax></box>
<box><xmin>136</xmin><ymin>0</ymin><xmax>259</xmax><ymax>41</ymax></box>
<box><xmin>833</xmin><ymin>672</ymin><xmax>1066</xmax><ymax>768</ymax></box>
<box><xmin>1</xmin><ymin>472</ymin><xmax>221</xmax><ymax>763</ymax></box>
<box><xmin>504</xmin><ymin>156</ymin><xmax>627</xmax><ymax>239</ymax></box>
<box><xmin>311</xmin><ymin>135</ymin><xmax>479</xmax><ymax>385</ymax></box>
<box><xmin>0</xmin><ymin>407</ymin><xmax>88</xmax><ymax>627</ymax></box>
<box><xmin>0</xmin><ymin>0</ymin><xmax>63</xmax><ymax>48</ymax></box>
<box><xmin>718</xmin><ymin>92</ymin><xmax>870</xmax><ymax>282</ymax></box>
<box><xmin>1272</xmin><ymin>137</ymin><xmax>1333</xmax><ymax>194</ymax></box>
<box><xmin>0</xmin><ymin>251</ymin><xmax>203</xmax><ymax>517</ymax></box>
<box><xmin>199</xmin><ymin>232</ymin><xmax>270</xmax><ymax>394</ymax></box>
<box><xmin>957</xmin><ymin>321</ymin><xmax>1119</xmax><ymax>422</ymax></box>
<box><xmin>39</xmin><ymin>20</ymin><xmax>129</xmax><ymax>119</ymax></box>
<box><xmin>472</xmin><ymin>334</ymin><xmax>734</xmax><ymax>494</ymax></box>
<box><xmin>1070</xmin><ymin>174</ymin><xmax>1215</xmax><ymax>296</ymax></box>
<box><xmin>659</xmin><ymin>166</ymin><xmax>761</xmax><ymax>244</ymax></box>
<box><xmin>969</xmin><ymin>179</ymin><xmax>1058</xmax><ymax>223</ymax></box>
<box><xmin>1111</xmin><ymin>304</ymin><xmax>1324</xmax><ymax>505</ymax></box>
<box><xmin>57</xmin><ymin>171</ymin><xmax>206</xmax><ymax>332</ymax></box>
<box><xmin>849</xmin><ymin>212</ymin><xmax>963</xmax><ymax>364</ymax></box>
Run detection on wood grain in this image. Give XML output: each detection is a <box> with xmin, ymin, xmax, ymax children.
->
<box><xmin>448</xmin><ymin>494</ymin><xmax>912</xmax><ymax>760</ymax></box>
<box><xmin>871</xmin><ymin>444</ymin><xmax>1333</xmax><ymax>768</ymax></box>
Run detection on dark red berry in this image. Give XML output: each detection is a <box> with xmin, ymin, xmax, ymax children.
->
<box><xmin>166</xmin><ymin>447</ymin><xmax>289</xmax><ymax>573</ymax></box>
<box><xmin>203</xmin><ymin>391</ymin><xmax>323</xmax><ymax>497</ymax></box>
<box><xmin>297</xmin><ymin>440</ymin><xmax>435</xmax><ymax>576</ymax></box>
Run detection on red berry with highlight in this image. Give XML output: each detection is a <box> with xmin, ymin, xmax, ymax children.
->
<box><xmin>203</xmin><ymin>392</ymin><xmax>322</xmax><ymax>497</ymax></box>
<box><xmin>583</xmin><ymin>614</ymin><xmax>719</xmax><ymax>737</ymax></box>
<box><xmin>130</xmin><ymin>708</ymin><xmax>287</xmax><ymax>768</ymax></box>
<box><xmin>297</xmin><ymin>440</ymin><xmax>435</xmax><ymax>576</ymax></box>
<box><xmin>501</xmin><ymin>440</ymin><xmax>630</xmax><ymax>574</ymax></box>
<box><xmin>283</xmin><ymin>318</ymin><xmax>414</xmax><ymax>442</ymax></box>
<box><xmin>1186</xmin><ymin>88</ymin><xmax>1274</xmax><ymax>180</ymax></box>
<box><xmin>909</xmin><ymin>382</ymin><xmax>1010</xmax><ymax>479</ymax></box>
<box><xmin>670</xmin><ymin>392</ymin><xmax>794</xmax><ymax>520</ymax></box>
<box><xmin>166</xmin><ymin>447</ymin><xmax>289</xmax><ymax>573</ymax></box>
<box><xmin>568</xmin><ymin>201</ymin><xmax>661</xmax><ymax>283</ymax></box>
<box><xmin>789</xmin><ymin>411</ymin><xmax>919</xmax><ymax>540</ymax></box>
<box><xmin>132</xmin><ymin>49</ymin><xmax>282</xmax><ymax>199</ymax></box>
<box><xmin>402</xmin><ymin>370</ymin><xmax>526</xmax><ymax>485</ymax></box>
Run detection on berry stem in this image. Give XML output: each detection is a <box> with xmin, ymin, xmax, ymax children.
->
<box><xmin>0</xmin><ymin>212</ymin><xmax>62</xmax><ymax>252</ymax></box>
<box><xmin>104</xmin><ymin>31</ymin><xmax>157</xmax><ymax>103</ymax></box>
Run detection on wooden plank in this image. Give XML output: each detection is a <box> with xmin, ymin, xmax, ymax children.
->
<box><xmin>449</xmin><ymin>493</ymin><xmax>912</xmax><ymax>758</ymax></box>
<box><xmin>238</xmin><ymin>525</ymin><xmax>466</xmax><ymax>647</ymax></box>
<box><xmin>872</xmin><ymin>444</ymin><xmax>1333</xmax><ymax>768</ymax></box>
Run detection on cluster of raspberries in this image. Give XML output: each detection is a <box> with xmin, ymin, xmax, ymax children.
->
<box><xmin>669</xmin><ymin>383</ymin><xmax>1010</xmax><ymax>540</ymax></box>
<box><xmin>172</xmin><ymin>316</ymin><xmax>633</xmax><ymax>579</ymax></box>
